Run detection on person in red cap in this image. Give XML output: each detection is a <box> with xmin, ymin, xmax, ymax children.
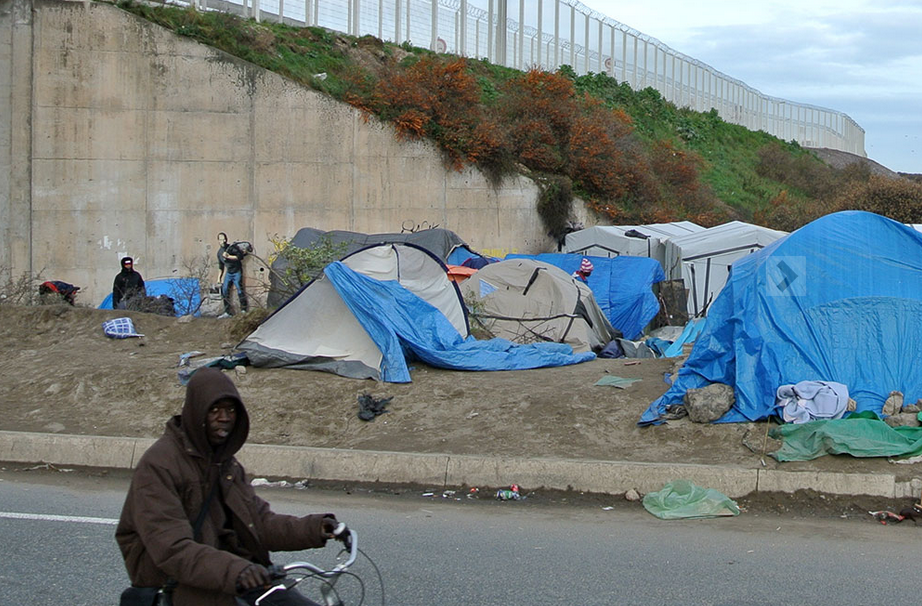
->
<box><xmin>572</xmin><ymin>258</ymin><xmax>594</xmax><ymax>283</ymax></box>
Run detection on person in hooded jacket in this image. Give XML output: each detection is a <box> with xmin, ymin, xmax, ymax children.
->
<box><xmin>112</xmin><ymin>256</ymin><xmax>146</xmax><ymax>309</ymax></box>
<box><xmin>116</xmin><ymin>367</ymin><xmax>342</xmax><ymax>606</ymax></box>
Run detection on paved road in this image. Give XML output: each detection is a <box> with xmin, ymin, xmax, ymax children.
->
<box><xmin>1</xmin><ymin>468</ymin><xmax>920</xmax><ymax>606</ymax></box>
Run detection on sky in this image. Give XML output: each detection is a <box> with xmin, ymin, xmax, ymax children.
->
<box><xmin>585</xmin><ymin>0</ymin><xmax>922</xmax><ymax>173</ymax></box>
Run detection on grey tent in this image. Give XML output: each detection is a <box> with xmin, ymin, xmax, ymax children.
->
<box><xmin>269</xmin><ymin>227</ymin><xmax>475</xmax><ymax>307</ymax></box>
<box><xmin>460</xmin><ymin>258</ymin><xmax>616</xmax><ymax>353</ymax></box>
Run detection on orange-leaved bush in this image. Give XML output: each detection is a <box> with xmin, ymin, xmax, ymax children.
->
<box><xmin>649</xmin><ymin>141</ymin><xmax>720</xmax><ymax>223</ymax></box>
<box><xmin>568</xmin><ymin>95</ymin><xmax>657</xmax><ymax>205</ymax></box>
<box><xmin>501</xmin><ymin>70</ymin><xmax>577</xmax><ymax>173</ymax></box>
<box><xmin>374</xmin><ymin>57</ymin><xmax>487</xmax><ymax>169</ymax></box>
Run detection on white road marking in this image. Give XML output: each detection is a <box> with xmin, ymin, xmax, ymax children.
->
<box><xmin>0</xmin><ymin>511</ymin><xmax>118</xmax><ymax>525</ymax></box>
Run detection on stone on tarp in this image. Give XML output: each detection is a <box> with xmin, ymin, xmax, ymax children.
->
<box><xmin>683</xmin><ymin>383</ymin><xmax>735</xmax><ymax>423</ymax></box>
<box><xmin>884</xmin><ymin>413</ymin><xmax>921</xmax><ymax>428</ymax></box>
<box><xmin>883</xmin><ymin>391</ymin><xmax>903</xmax><ymax>416</ymax></box>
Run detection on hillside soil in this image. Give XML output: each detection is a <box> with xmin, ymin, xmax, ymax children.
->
<box><xmin>0</xmin><ymin>305</ymin><xmax>915</xmax><ymax>488</ymax></box>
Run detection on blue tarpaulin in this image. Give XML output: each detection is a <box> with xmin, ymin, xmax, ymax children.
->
<box><xmin>98</xmin><ymin>278</ymin><xmax>202</xmax><ymax>317</ymax></box>
<box><xmin>641</xmin><ymin>211</ymin><xmax>922</xmax><ymax>425</ymax></box>
<box><xmin>506</xmin><ymin>253</ymin><xmax>665</xmax><ymax>340</ymax></box>
<box><xmin>324</xmin><ymin>261</ymin><xmax>595</xmax><ymax>383</ymax></box>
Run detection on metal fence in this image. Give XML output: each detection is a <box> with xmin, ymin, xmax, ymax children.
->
<box><xmin>190</xmin><ymin>0</ymin><xmax>866</xmax><ymax>156</ymax></box>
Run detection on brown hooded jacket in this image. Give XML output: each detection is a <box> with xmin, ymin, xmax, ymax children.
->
<box><xmin>115</xmin><ymin>367</ymin><xmax>332</xmax><ymax>606</ymax></box>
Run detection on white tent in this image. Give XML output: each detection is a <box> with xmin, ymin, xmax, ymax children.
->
<box><xmin>664</xmin><ymin>221</ymin><xmax>788</xmax><ymax>316</ymax></box>
<box><xmin>563</xmin><ymin>222</ymin><xmax>704</xmax><ymax>269</ymax></box>
<box><xmin>239</xmin><ymin>243</ymin><xmax>468</xmax><ymax>379</ymax></box>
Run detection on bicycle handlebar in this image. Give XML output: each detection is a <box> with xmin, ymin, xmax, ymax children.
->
<box><xmin>254</xmin><ymin>528</ymin><xmax>358</xmax><ymax>606</ymax></box>
<box><xmin>283</xmin><ymin>526</ymin><xmax>357</xmax><ymax>574</ymax></box>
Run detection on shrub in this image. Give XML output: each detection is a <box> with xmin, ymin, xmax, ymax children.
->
<box><xmin>501</xmin><ymin>70</ymin><xmax>576</xmax><ymax>173</ymax></box>
<box><xmin>830</xmin><ymin>174</ymin><xmax>922</xmax><ymax>223</ymax></box>
<box><xmin>569</xmin><ymin>98</ymin><xmax>658</xmax><ymax>206</ymax></box>
<box><xmin>266</xmin><ymin>234</ymin><xmax>350</xmax><ymax>304</ymax></box>
<box><xmin>755</xmin><ymin>142</ymin><xmax>837</xmax><ymax>198</ymax></box>
<box><xmin>650</xmin><ymin>141</ymin><xmax>720</xmax><ymax>222</ymax></box>
<box><xmin>374</xmin><ymin>57</ymin><xmax>489</xmax><ymax>170</ymax></box>
<box><xmin>0</xmin><ymin>269</ymin><xmax>42</xmax><ymax>306</ymax></box>
<box><xmin>536</xmin><ymin>175</ymin><xmax>574</xmax><ymax>238</ymax></box>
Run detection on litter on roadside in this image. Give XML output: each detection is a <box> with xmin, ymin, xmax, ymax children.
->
<box><xmin>868</xmin><ymin>506</ymin><xmax>921</xmax><ymax>525</ymax></box>
<box><xmin>496</xmin><ymin>484</ymin><xmax>522</xmax><ymax>501</ymax></box>
<box><xmin>250</xmin><ymin>478</ymin><xmax>309</xmax><ymax>490</ymax></box>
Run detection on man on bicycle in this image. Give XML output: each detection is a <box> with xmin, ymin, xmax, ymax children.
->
<box><xmin>116</xmin><ymin>367</ymin><xmax>343</xmax><ymax>605</ymax></box>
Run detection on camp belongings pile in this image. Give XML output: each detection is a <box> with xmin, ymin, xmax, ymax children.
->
<box><xmin>641</xmin><ymin>211</ymin><xmax>922</xmax><ymax>428</ymax></box>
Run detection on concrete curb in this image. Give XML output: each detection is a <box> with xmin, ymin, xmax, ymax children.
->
<box><xmin>0</xmin><ymin>430</ymin><xmax>916</xmax><ymax>499</ymax></box>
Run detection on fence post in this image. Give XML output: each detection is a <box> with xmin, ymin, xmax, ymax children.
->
<box><xmin>353</xmin><ymin>0</ymin><xmax>360</xmax><ymax>36</ymax></box>
<box><xmin>517</xmin><ymin>0</ymin><xmax>525</xmax><ymax>71</ymax></box>
<box><xmin>487</xmin><ymin>0</ymin><xmax>494</xmax><ymax>63</ymax></box>
<box><xmin>460</xmin><ymin>0</ymin><xmax>467</xmax><ymax>55</ymax></box>
<box><xmin>553</xmin><ymin>0</ymin><xmax>559</xmax><ymax>68</ymax></box>
<box><xmin>431</xmin><ymin>0</ymin><xmax>438</xmax><ymax>51</ymax></box>
<box><xmin>495</xmin><ymin>0</ymin><xmax>506</xmax><ymax>66</ymax></box>
<box><xmin>535</xmin><ymin>0</ymin><xmax>542</xmax><ymax>67</ymax></box>
<box><xmin>609</xmin><ymin>24</ymin><xmax>615</xmax><ymax>77</ymax></box>
<box><xmin>568</xmin><ymin>5</ymin><xmax>574</xmax><ymax>68</ymax></box>
<box><xmin>597</xmin><ymin>19</ymin><xmax>603</xmax><ymax>74</ymax></box>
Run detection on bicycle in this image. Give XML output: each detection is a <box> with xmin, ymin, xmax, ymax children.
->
<box><xmin>253</xmin><ymin>524</ymin><xmax>385</xmax><ymax>606</ymax></box>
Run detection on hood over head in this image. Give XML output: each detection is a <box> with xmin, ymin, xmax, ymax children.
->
<box><xmin>181</xmin><ymin>367</ymin><xmax>249</xmax><ymax>460</ymax></box>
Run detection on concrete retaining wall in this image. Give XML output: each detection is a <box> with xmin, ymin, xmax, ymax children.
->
<box><xmin>0</xmin><ymin>0</ymin><xmax>579</xmax><ymax>304</ymax></box>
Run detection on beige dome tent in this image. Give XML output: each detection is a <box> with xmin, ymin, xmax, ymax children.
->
<box><xmin>460</xmin><ymin>259</ymin><xmax>616</xmax><ymax>353</ymax></box>
<box><xmin>239</xmin><ymin>243</ymin><xmax>469</xmax><ymax>379</ymax></box>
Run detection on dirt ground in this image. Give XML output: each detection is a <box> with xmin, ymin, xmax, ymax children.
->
<box><xmin>0</xmin><ymin>304</ymin><xmax>917</xmax><ymax>487</ymax></box>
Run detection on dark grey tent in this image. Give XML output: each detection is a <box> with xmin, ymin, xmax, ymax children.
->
<box><xmin>268</xmin><ymin>228</ymin><xmax>475</xmax><ymax>307</ymax></box>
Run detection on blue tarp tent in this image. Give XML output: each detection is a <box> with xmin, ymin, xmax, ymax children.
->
<box><xmin>98</xmin><ymin>278</ymin><xmax>201</xmax><ymax>317</ymax></box>
<box><xmin>324</xmin><ymin>262</ymin><xmax>594</xmax><ymax>382</ymax></box>
<box><xmin>506</xmin><ymin>253</ymin><xmax>665</xmax><ymax>340</ymax></box>
<box><xmin>641</xmin><ymin>211</ymin><xmax>922</xmax><ymax>425</ymax></box>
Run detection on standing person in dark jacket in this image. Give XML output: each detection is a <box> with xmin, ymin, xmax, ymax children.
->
<box><xmin>116</xmin><ymin>368</ymin><xmax>344</xmax><ymax>605</ymax></box>
<box><xmin>112</xmin><ymin>256</ymin><xmax>146</xmax><ymax>309</ymax></box>
<box><xmin>219</xmin><ymin>240</ymin><xmax>250</xmax><ymax>318</ymax></box>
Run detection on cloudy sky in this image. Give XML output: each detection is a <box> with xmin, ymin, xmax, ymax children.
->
<box><xmin>586</xmin><ymin>0</ymin><xmax>922</xmax><ymax>173</ymax></box>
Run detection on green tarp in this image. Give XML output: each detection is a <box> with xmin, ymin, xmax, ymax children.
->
<box><xmin>769</xmin><ymin>411</ymin><xmax>922</xmax><ymax>461</ymax></box>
